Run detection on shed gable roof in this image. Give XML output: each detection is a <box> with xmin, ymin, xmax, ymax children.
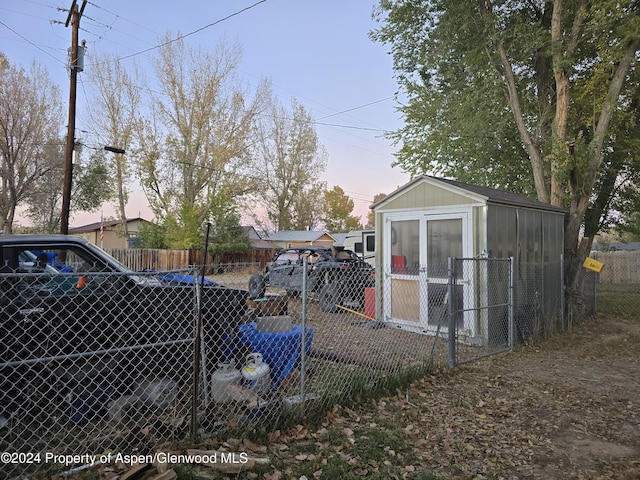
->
<box><xmin>372</xmin><ymin>176</ymin><xmax>565</xmax><ymax>214</ymax></box>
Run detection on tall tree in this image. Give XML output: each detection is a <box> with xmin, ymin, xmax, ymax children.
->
<box><xmin>208</xmin><ymin>196</ymin><xmax>251</xmax><ymax>254</ymax></box>
<box><xmin>0</xmin><ymin>56</ymin><xmax>64</xmax><ymax>234</ymax></box>
<box><xmin>247</xmin><ymin>96</ymin><xmax>328</xmax><ymax>234</ymax></box>
<box><xmin>290</xmin><ymin>181</ymin><xmax>326</xmax><ymax>231</ymax></box>
<box><xmin>136</xmin><ymin>36</ymin><xmax>268</xmax><ymax>248</ymax></box>
<box><xmin>86</xmin><ymin>51</ymin><xmax>141</xmax><ymax>241</ymax></box>
<box><xmin>323</xmin><ymin>185</ymin><xmax>362</xmax><ymax>233</ymax></box>
<box><xmin>372</xmin><ymin>0</ymin><xmax>640</xmax><ymax>304</ymax></box>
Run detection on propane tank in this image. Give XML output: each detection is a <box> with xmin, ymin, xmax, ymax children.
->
<box><xmin>211</xmin><ymin>362</ymin><xmax>241</xmax><ymax>403</ymax></box>
<box><xmin>241</xmin><ymin>353</ymin><xmax>271</xmax><ymax>396</ymax></box>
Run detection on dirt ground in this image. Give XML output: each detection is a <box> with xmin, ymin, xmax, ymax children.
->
<box><xmin>353</xmin><ymin>312</ymin><xmax>640</xmax><ymax>479</ymax></box>
<box><xmin>250</xmin><ymin>312</ymin><xmax>640</xmax><ymax>480</ymax></box>
<box><xmin>46</xmin><ymin>311</ymin><xmax>639</xmax><ymax>480</ymax></box>
<box><xmin>193</xmin><ymin>309</ymin><xmax>640</xmax><ymax>480</ymax></box>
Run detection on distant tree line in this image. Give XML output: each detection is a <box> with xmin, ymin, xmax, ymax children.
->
<box><xmin>0</xmin><ymin>37</ymin><xmax>377</xmax><ymax>249</ymax></box>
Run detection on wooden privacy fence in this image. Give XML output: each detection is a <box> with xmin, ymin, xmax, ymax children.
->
<box><xmin>106</xmin><ymin>248</ymin><xmax>274</xmax><ymax>271</ymax></box>
<box><xmin>595</xmin><ymin>251</ymin><xmax>640</xmax><ymax>284</ymax></box>
<box><xmin>106</xmin><ymin>248</ymin><xmax>196</xmax><ymax>271</ymax></box>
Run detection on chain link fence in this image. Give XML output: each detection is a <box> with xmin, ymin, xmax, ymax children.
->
<box><xmin>0</xmin><ymin>250</ymin><xmax>247</xmax><ymax>478</ymax></box>
<box><xmin>514</xmin><ymin>256</ymin><xmax>566</xmax><ymax>342</ymax></box>
<box><xmin>1</xmin><ymin>249</ymin><xmax>465</xmax><ymax>477</ymax></box>
<box><xmin>449</xmin><ymin>257</ymin><xmax>514</xmax><ymax>366</ymax></box>
<box><xmin>0</xmin><ymin>244</ymin><xmax>586</xmax><ymax>478</ymax></box>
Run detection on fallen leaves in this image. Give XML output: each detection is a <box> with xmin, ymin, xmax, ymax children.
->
<box><xmin>54</xmin><ymin>315</ymin><xmax>640</xmax><ymax>480</ymax></box>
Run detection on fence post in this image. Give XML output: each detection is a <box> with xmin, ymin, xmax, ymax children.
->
<box><xmin>300</xmin><ymin>257</ymin><xmax>308</xmax><ymax>410</ymax></box>
<box><xmin>560</xmin><ymin>254</ymin><xmax>565</xmax><ymax>330</ymax></box>
<box><xmin>509</xmin><ymin>257</ymin><xmax>515</xmax><ymax>351</ymax></box>
<box><xmin>191</xmin><ymin>223</ymin><xmax>211</xmax><ymax>441</ymax></box>
<box><xmin>592</xmin><ymin>251</ymin><xmax>599</xmax><ymax>314</ymax></box>
<box><xmin>447</xmin><ymin>257</ymin><xmax>456</xmax><ymax>368</ymax></box>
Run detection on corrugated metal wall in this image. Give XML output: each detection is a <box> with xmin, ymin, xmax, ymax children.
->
<box><xmin>486</xmin><ymin>205</ymin><xmax>564</xmax><ymax>341</ymax></box>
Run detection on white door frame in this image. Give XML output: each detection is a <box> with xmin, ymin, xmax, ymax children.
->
<box><xmin>382</xmin><ymin>208</ymin><xmax>474</xmax><ymax>335</ymax></box>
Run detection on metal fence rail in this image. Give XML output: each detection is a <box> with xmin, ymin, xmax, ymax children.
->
<box><xmin>448</xmin><ymin>257</ymin><xmax>514</xmax><ymax>366</ymax></box>
<box><xmin>0</xmin><ymin>266</ymin><xmax>247</xmax><ymax>478</ymax></box>
<box><xmin>0</xmin><ymin>250</ymin><xmax>594</xmax><ymax>477</ymax></box>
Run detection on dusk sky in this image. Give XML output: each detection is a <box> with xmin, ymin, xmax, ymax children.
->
<box><xmin>1</xmin><ymin>1</ymin><xmax>410</xmax><ymax>227</ymax></box>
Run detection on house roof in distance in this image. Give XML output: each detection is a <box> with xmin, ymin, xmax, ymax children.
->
<box><xmin>592</xmin><ymin>242</ymin><xmax>640</xmax><ymax>251</ymax></box>
<box><xmin>69</xmin><ymin>217</ymin><xmax>150</xmax><ymax>233</ymax></box>
<box><xmin>265</xmin><ymin>230</ymin><xmax>336</xmax><ymax>243</ymax></box>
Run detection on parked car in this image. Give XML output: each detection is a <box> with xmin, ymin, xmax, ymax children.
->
<box><xmin>0</xmin><ymin>235</ymin><xmax>248</xmax><ymax>425</ymax></box>
<box><xmin>248</xmin><ymin>245</ymin><xmax>375</xmax><ymax>312</ymax></box>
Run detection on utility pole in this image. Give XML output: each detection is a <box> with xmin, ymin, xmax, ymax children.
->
<box><xmin>60</xmin><ymin>0</ymin><xmax>87</xmax><ymax>235</ymax></box>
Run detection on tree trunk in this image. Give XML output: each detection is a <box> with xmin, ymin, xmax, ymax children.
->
<box><xmin>478</xmin><ymin>0</ymin><xmax>550</xmax><ymax>203</ymax></box>
<box><xmin>562</xmin><ymin>38</ymin><xmax>640</xmax><ymax>311</ymax></box>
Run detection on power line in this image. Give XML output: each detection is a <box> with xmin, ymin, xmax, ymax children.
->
<box><xmin>0</xmin><ymin>20</ymin><xmax>67</xmax><ymax>66</ymax></box>
<box><xmin>86</xmin><ymin>1</ymin><xmax>162</xmax><ymax>36</ymax></box>
<box><xmin>314</xmin><ymin>121</ymin><xmax>388</xmax><ymax>133</ymax></box>
<box><xmin>115</xmin><ymin>1</ymin><xmax>267</xmax><ymax>62</ymax></box>
<box><xmin>316</xmin><ymin>96</ymin><xmax>395</xmax><ymax>121</ymax></box>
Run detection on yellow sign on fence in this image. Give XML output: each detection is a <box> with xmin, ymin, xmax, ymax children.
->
<box><xmin>583</xmin><ymin>257</ymin><xmax>604</xmax><ymax>273</ymax></box>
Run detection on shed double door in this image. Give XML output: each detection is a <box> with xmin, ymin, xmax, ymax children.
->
<box><xmin>385</xmin><ymin>212</ymin><xmax>470</xmax><ymax>334</ymax></box>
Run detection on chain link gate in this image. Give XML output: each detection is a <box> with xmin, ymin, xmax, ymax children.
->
<box><xmin>447</xmin><ymin>257</ymin><xmax>514</xmax><ymax>367</ymax></box>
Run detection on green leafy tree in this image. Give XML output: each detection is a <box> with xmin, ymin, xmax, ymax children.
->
<box><xmin>372</xmin><ymin>0</ymin><xmax>640</xmax><ymax>304</ymax></box>
<box><xmin>72</xmin><ymin>149</ymin><xmax>114</xmax><ymax>213</ymax></box>
<box><xmin>290</xmin><ymin>181</ymin><xmax>326</xmax><ymax>232</ymax></box>
<box><xmin>208</xmin><ymin>198</ymin><xmax>251</xmax><ymax>254</ymax></box>
<box><xmin>366</xmin><ymin>193</ymin><xmax>387</xmax><ymax>228</ymax></box>
<box><xmin>164</xmin><ymin>203</ymin><xmax>205</xmax><ymax>249</ymax></box>
<box><xmin>136</xmin><ymin>222</ymin><xmax>168</xmax><ymax>249</ymax></box>
<box><xmin>617</xmin><ymin>213</ymin><xmax>640</xmax><ymax>242</ymax></box>
<box><xmin>323</xmin><ymin>185</ymin><xmax>362</xmax><ymax>233</ymax></box>
<box><xmin>24</xmin><ymin>144</ymin><xmax>112</xmax><ymax>233</ymax></box>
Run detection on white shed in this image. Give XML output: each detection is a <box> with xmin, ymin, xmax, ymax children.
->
<box><xmin>371</xmin><ymin>176</ymin><xmax>565</xmax><ymax>343</ymax></box>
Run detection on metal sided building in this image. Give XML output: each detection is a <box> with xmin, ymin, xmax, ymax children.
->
<box><xmin>371</xmin><ymin>176</ymin><xmax>565</xmax><ymax>345</ymax></box>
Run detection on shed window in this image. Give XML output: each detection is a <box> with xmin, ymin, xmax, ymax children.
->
<box><xmin>427</xmin><ymin>218</ymin><xmax>462</xmax><ymax>277</ymax></box>
<box><xmin>390</xmin><ymin>220</ymin><xmax>419</xmax><ymax>274</ymax></box>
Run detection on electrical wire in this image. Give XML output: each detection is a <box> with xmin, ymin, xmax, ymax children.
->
<box><xmin>0</xmin><ymin>20</ymin><xmax>67</xmax><ymax>65</ymax></box>
<box><xmin>115</xmin><ymin>1</ymin><xmax>267</xmax><ymax>62</ymax></box>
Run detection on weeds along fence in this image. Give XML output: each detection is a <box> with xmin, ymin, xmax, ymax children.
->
<box><xmin>1</xmin><ymin>254</ymin><xmax>565</xmax><ymax>478</ymax></box>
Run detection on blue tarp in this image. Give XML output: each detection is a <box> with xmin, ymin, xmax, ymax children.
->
<box><xmin>238</xmin><ymin>322</ymin><xmax>313</xmax><ymax>390</ymax></box>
